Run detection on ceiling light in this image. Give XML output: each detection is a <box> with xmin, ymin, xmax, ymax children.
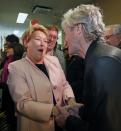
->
<box><xmin>16</xmin><ymin>13</ymin><xmax>28</xmax><ymax>23</ymax></box>
<box><xmin>32</xmin><ymin>5</ymin><xmax>52</xmax><ymax>14</ymax></box>
<box><xmin>13</xmin><ymin>30</ymin><xmax>19</xmax><ymax>35</ymax></box>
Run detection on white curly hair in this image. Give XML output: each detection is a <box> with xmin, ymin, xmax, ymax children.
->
<box><xmin>61</xmin><ymin>4</ymin><xmax>105</xmax><ymax>41</ymax></box>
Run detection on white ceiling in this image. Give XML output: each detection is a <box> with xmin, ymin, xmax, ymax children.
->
<box><xmin>0</xmin><ymin>0</ymin><xmax>94</xmax><ymax>37</ymax></box>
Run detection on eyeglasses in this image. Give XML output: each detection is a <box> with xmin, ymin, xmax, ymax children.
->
<box><xmin>49</xmin><ymin>35</ymin><xmax>58</xmax><ymax>40</ymax></box>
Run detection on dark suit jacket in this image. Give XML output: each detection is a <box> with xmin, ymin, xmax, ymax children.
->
<box><xmin>66</xmin><ymin>55</ymin><xmax>85</xmax><ymax>102</ymax></box>
<box><xmin>65</xmin><ymin>39</ymin><xmax>121</xmax><ymax>131</ymax></box>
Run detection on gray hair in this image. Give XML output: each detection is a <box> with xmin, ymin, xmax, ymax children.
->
<box><xmin>61</xmin><ymin>4</ymin><xmax>105</xmax><ymax>41</ymax></box>
<box><xmin>106</xmin><ymin>24</ymin><xmax>121</xmax><ymax>35</ymax></box>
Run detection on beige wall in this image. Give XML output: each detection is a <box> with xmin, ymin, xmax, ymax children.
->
<box><xmin>94</xmin><ymin>0</ymin><xmax>121</xmax><ymax>25</ymax></box>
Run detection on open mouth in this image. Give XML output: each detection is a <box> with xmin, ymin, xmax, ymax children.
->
<box><xmin>38</xmin><ymin>49</ymin><xmax>43</xmax><ymax>52</ymax></box>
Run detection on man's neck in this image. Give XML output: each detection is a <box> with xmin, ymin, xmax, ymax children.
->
<box><xmin>80</xmin><ymin>38</ymin><xmax>92</xmax><ymax>59</ymax></box>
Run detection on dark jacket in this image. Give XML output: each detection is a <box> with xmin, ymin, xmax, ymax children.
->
<box><xmin>65</xmin><ymin>39</ymin><xmax>121</xmax><ymax>131</ymax></box>
<box><xmin>66</xmin><ymin>55</ymin><xmax>85</xmax><ymax>102</ymax></box>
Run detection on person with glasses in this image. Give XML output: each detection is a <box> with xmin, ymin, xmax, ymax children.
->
<box><xmin>46</xmin><ymin>25</ymin><xmax>66</xmax><ymax>74</ymax></box>
<box><xmin>55</xmin><ymin>4</ymin><xmax>121</xmax><ymax>131</ymax></box>
<box><xmin>105</xmin><ymin>24</ymin><xmax>121</xmax><ymax>48</ymax></box>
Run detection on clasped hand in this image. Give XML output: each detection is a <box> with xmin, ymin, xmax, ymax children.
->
<box><xmin>52</xmin><ymin>100</ymin><xmax>83</xmax><ymax>128</ymax></box>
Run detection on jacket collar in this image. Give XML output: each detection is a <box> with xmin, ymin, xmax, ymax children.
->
<box><xmin>85</xmin><ymin>38</ymin><xmax>99</xmax><ymax>62</ymax></box>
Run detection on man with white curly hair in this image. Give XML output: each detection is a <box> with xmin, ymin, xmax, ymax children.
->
<box><xmin>55</xmin><ymin>4</ymin><xmax>121</xmax><ymax>131</ymax></box>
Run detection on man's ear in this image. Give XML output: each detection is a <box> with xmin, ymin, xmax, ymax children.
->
<box><xmin>117</xmin><ymin>34</ymin><xmax>121</xmax><ymax>43</ymax></box>
<box><xmin>75</xmin><ymin>24</ymin><xmax>82</xmax><ymax>35</ymax></box>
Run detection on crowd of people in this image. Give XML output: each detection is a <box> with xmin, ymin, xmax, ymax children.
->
<box><xmin>0</xmin><ymin>3</ymin><xmax>121</xmax><ymax>131</ymax></box>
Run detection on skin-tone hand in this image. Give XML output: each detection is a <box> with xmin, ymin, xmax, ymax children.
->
<box><xmin>55</xmin><ymin>105</ymin><xmax>70</xmax><ymax>128</ymax></box>
<box><xmin>67</xmin><ymin>98</ymin><xmax>84</xmax><ymax>109</ymax></box>
<box><xmin>52</xmin><ymin>106</ymin><xmax>60</xmax><ymax>116</ymax></box>
<box><xmin>52</xmin><ymin>105</ymin><xmax>75</xmax><ymax>117</ymax></box>
<box><xmin>55</xmin><ymin>102</ymin><xmax>84</xmax><ymax>128</ymax></box>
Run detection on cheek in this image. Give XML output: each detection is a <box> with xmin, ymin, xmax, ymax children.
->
<box><xmin>28</xmin><ymin>41</ymin><xmax>38</xmax><ymax>49</ymax></box>
<box><xmin>7</xmin><ymin>49</ymin><xmax>14</xmax><ymax>56</ymax></box>
<box><xmin>27</xmin><ymin>43</ymin><xmax>35</xmax><ymax>53</ymax></box>
<box><xmin>43</xmin><ymin>43</ymin><xmax>47</xmax><ymax>52</ymax></box>
<box><xmin>65</xmin><ymin>35</ymin><xmax>70</xmax><ymax>44</ymax></box>
<box><xmin>68</xmin><ymin>43</ymin><xmax>73</xmax><ymax>53</ymax></box>
<box><xmin>24</xmin><ymin>42</ymin><xmax>28</xmax><ymax>48</ymax></box>
<box><xmin>44</xmin><ymin>42</ymin><xmax>47</xmax><ymax>48</ymax></box>
<box><xmin>44</xmin><ymin>46</ymin><xmax>47</xmax><ymax>52</ymax></box>
<box><xmin>109</xmin><ymin>38</ymin><xmax>118</xmax><ymax>45</ymax></box>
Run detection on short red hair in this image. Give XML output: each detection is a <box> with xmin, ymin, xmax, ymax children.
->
<box><xmin>22</xmin><ymin>20</ymin><xmax>48</xmax><ymax>45</ymax></box>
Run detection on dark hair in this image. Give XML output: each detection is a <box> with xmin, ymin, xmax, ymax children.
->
<box><xmin>46</xmin><ymin>25</ymin><xmax>58</xmax><ymax>33</ymax></box>
<box><xmin>1</xmin><ymin>43</ymin><xmax>24</xmax><ymax>68</ymax></box>
<box><xmin>6</xmin><ymin>34</ymin><xmax>19</xmax><ymax>44</ymax></box>
<box><xmin>13</xmin><ymin>43</ymin><xmax>24</xmax><ymax>61</ymax></box>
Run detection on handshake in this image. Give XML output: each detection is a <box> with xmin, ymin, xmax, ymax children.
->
<box><xmin>52</xmin><ymin>98</ymin><xmax>84</xmax><ymax>128</ymax></box>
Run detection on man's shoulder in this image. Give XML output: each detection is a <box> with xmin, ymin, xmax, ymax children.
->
<box><xmin>98</xmin><ymin>42</ymin><xmax>121</xmax><ymax>54</ymax></box>
<box><xmin>54</xmin><ymin>48</ymin><xmax>64</xmax><ymax>56</ymax></box>
<box><xmin>88</xmin><ymin>41</ymin><xmax>121</xmax><ymax>61</ymax></box>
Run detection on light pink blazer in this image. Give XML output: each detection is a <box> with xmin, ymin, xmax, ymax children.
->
<box><xmin>7</xmin><ymin>54</ymin><xmax>74</xmax><ymax>131</ymax></box>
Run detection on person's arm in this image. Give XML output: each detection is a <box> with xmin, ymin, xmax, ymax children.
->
<box><xmin>61</xmin><ymin>69</ymin><xmax>75</xmax><ymax>102</ymax></box>
<box><xmin>52</xmin><ymin>55</ymin><xmax>75</xmax><ymax>102</ymax></box>
<box><xmin>65</xmin><ymin>115</ymin><xmax>89</xmax><ymax>131</ymax></box>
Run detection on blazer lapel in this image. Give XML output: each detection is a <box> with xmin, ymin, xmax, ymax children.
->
<box><xmin>25</xmin><ymin>57</ymin><xmax>53</xmax><ymax>102</ymax></box>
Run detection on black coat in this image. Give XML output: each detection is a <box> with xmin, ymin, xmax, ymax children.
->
<box><xmin>66</xmin><ymin>55</ymin><xmax>85</xmax><ymax>102</ymax></box>
<box><xmin>65</xmin><ymin>39</ymin><xmax>121</xmax><ymax>131</ymax></box>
